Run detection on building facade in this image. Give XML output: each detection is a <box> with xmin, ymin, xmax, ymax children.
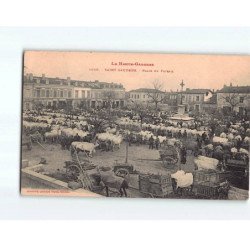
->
<box><xmin>23</xmin><ymin>74</ymin><xmax>126</xmax><ymax>110</ymax></box>
<box><xmin>168</xmin><ymin>88</ymin><xmax>214</xmax><ymax>113</ymax></box>
<box><xmin>176</xmin><ymin>88</ymin><xmax>213</xmax><ymax>112</ymax></box>
<box><xmin>216</xmin><ymin>85</ymin><xmax>250</xmax><ymax>115</ymax></box>
<box><xmin>128</xmin><ymin>88</ymin><xmax>166</xmax><ymax>105</ymax></box>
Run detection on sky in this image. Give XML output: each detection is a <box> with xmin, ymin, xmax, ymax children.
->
<box><xmin>24</xmin><ymin>51</ymin><xmax>250</xmax><ymax>91</ymax></box>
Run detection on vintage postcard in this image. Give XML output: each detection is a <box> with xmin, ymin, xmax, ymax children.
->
<box><xmin>21</xmin><ymin>51</ymin><xmax>249</xmax><ymax>200</ymax></box>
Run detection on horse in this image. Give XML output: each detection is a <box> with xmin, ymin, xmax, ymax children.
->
<box><xmin>92</xmin><ymin>167</ymin><xmax>129</xmax><ymax>197</ymax></box>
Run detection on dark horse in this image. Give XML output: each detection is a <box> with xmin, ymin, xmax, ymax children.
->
<box><xmin>92</xmin><ymin>169</ymin><xmax>129</xmax><ymax>197</ymax></box>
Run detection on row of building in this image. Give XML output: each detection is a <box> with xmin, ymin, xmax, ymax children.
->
<box><xmin>23</xmin><ymin>74</ymin><xmax>126</xmax><ymax>110</ymax></box>
<box><xmin>129</xmin><ymin>84</ymin><xmax>250</xmax><ymax>115</ymax></box>
<box><xmin>23</xmin><ymin>74</ymin><xmax>250</xmax><ymax>115</ymax></box>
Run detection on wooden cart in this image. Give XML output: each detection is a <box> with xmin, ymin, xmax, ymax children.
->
<box><xmin>159</xmin><ymin>145</ymin><xmax>179</xmax><ymax>167</ymax></box>
<box><xmin>138</xmin><ymin>173</ymin><xmax>173</xmax><ymax>198</ymax></box>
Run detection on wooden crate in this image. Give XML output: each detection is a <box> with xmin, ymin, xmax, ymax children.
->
<box><xmin>139</xmin><ymin>173</ymin><xmax>173</xmax><ymax>197</ymax></box>
<box><xmin>193</xmin><ymin>170</ymin><xmax>230</xmax><ymax>185</ymax></box>
<box><xmin>193</xmin><ymin>181</ymin><xmax>219</xmax><ymax>199</ymax></box>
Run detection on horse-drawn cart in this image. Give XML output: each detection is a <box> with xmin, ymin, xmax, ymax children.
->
<box><xmin>138</xmin><ymin>173</ymin><xmax>173</xmax><ymax>198</ymax></box>
<box><xmin>224</xmin><ymin>152</ymin><xmax>249</xmax><ymax>190</ymax></box>
<box><xmin>64</xmin><ymin>144</ymin><xmax>98</xmax><ymax>190</ymax></box>
<box><xmin>159</xmin><ymin>145</ymin><xmax>179</xmax><ymax>167</ymax></box>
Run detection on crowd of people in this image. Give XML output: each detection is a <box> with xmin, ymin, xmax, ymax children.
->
<box><xmin>23</xmin><ymin>106</ymin><xmax>249</xmax><ymax>165</ymax></box>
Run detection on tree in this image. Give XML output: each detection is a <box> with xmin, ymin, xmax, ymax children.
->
<box><xmin>130</xmin><ymin>100</ymin><xmax>148</xmax><ymax>128</ymax></box>
<box><xmin>102</xmin><ymin>90</ymin><xmax>117</xmax><ymax>109</ymax></box>
<box><xmin>147</xmin><ymin>79</ymin><xmax>166</xmax><ymax>110</ymax></box>
<box><xmin>221</xmin><ymin>93</ymin><xmax>247</xmax><ymax>112</ymax></box>
<box><xmin>33</xmin><ymin>101</ymin><xmax>44</xmax><ymax>115</ymax></box>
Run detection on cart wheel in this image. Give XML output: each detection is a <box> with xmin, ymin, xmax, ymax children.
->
<box><xmin>66</xmin><ymin>164</ymin><xmax>81</xmax><ymax>181</ymax></box>
<box><xmin>115</xmin><ymin>168</ymin><xmax>129</xmax><ymax>178</ymax></box>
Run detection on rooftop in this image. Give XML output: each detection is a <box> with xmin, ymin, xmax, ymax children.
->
<box><xmin>23</xmin><ymin>74</ymin><xmax>124</xmax><ymax>89</ymax></box>
<box><xmin>129</xmin><ymin>88</ymin><xmax>164</xmax><ymax>93</ymax></box>
<box><xmin>217</xmin><ymin>85</ymin><xmax>250</xmax><ymax>94</ymax></box>
<box><xmin>183</xmin><ymin>88</ymin><xmax>212</xmax><ymax>94</ymax></box>
<box><xmin>204</xmin><ymin>93</ymin><xmax>217</xmax><ymax>104</ymax></box>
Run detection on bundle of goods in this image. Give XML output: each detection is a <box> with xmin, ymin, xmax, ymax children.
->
<box><xmin>23</xmin><ymin>121</ymin><xmax>49</xmax><ymax>130</ymax></box>
<box><xmin>243</xmin><ymin>136</ymin><xmax>250</xmax><ymax>144</ymax></box>
<box><xmin>96</xmin><ymin>133</ymin><xmax>123</xmax><ymax>146</ymax></box>
<box><xmin>171</xmin><ymin>170</ymin><xmax>193</xmax><ymax>188</ymax></box>
<box><xmin>194</xmin><ymin>156</ymin><xmax>219</xmax><ymax>170</ymax></box>
<box><xmin>220</xmin><ymin>132</ymin><xmax>227</xmax><ymax>138</ymax></box>
<box><xmin>71</xmin><ymin>142</ymin><xmax>97</xmax><ymax>157</ymax></box>
<box><xmin>139</xmin><ymin>173</ymin><xmax>173</xmax><ymax>197</ymax></box>
<box><xmin>138</xmin><ymin>130</ymin><xmax>154</xmax><ymax>141</ymax></box>
<box><xmin>44</xmin><ymin>129</ymin><xmax>61</xmax><ymax>141</ymax></box>
<box><xmin>212</xmin><ymin>136</ymin><xmax>229</xmax><ymax>145</ymax></box>
<box><xmin>116</xmin><ymin>118</ymin><xmax>141</xmax><ymax>130</ymax></box>
<box><xmin>239</xmin><ymin>148</ymin><xmax>249</xmax><ymax>155</ymax></box>
<box><xmin>227</xmin><ymin>133</ymin><xmax>234</xmax><ymax>140</ymax></box>
<box><xmin>61</xmin><ymin>128</ymin><xmax>89</xmax><ymax>139</ymax></box>
<box><xmin>105</xmin><ymin>127</ymin><xmax>117</xmax><ymax>134</ymax></box>
<box><xmin>246</xmin><ymin>128</ymin><xmax>250</xmax><ymax>136</ymax></box>
<box><xmin>166</xmin><ymin>138</ymin><xmax>181</xmax><ymax>146</ymax></box>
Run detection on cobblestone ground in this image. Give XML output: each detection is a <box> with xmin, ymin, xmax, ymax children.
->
<box><xmin>22</xmin><ymin>141</ymin><xmax>196</xmax><ymax>197</ymax></box>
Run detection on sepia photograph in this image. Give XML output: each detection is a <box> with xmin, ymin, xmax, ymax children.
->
<box><xmin>21</xmin><ymin>51</ymin><xmax>249</xmax><ymax>200</ymax></box>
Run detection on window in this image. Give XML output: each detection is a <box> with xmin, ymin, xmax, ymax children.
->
<box><xmin>138</xmin><ymin>94</ymin><xmax>139</xmax><ymax>99</ymax></box>
<box><xmin>75</xmin><ymin>90</ymin><xmax>79</xmax><ymax>98</ymax></box>
<box><xmin>53</xmin><ymin>90</ymin><xmax>57</xmax><ymax>98</ymax></box>
<box><xmin>240</xmin><ymin>97</ymin><xmax>244</xmax><ymax>103</ymax></box>
<box><xmin>196</xmin><ymin>96</ymin><xmax>200</xmax><ymax>101</ymax></box>
<box><xmin>36</xmin><ymin>89</ymin><xmax>40</xmax><ymax>98</ymax></box>
<box><xmin>60</xmin><ymin>90</ymin><xmax>63</xmax><ymax>98</ymax></box>
<box><xmin>82</xmin><ymin>90</ymin><xmax>85</xmax><ymax>98</ymax></box>
<box><xmin>189</xmin><ymin>95</ymin><xmax>191</xmax><ymax>101</ymax></box>
<box><xmin>63</xmin><ymin>90</ymin><xmax>67</xmax><ymax>98</ymax></box>
<box><xmin>143</xmin><ymin>95</ymin><xmax>145</xmax><ymax>98</ymax></box>
<box><xmin>41</xmin><ymin>89</ymin><xmax>45</xmax><ymax>97</ymax></box>
<box><xmin>87</xmin><ymin>91</ymin><xmax>90</xmax><ymax>98</ymax></box>
<box><xmin>46</xmin><ymin>89</ymin><xmax>50</xmax><ymax>98</ymax></box>
<box><xmin>131</xmin><ymin>94</ymin><xmax>133</xmax><ymax>98</ymax></box>
<box><xmin>68</xmin><ymin>91</ymin><xmax>72</xmax><ymax>98</ymax></box>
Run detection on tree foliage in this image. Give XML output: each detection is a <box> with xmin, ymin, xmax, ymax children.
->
<box><xmin>147</xmin><ymin>79</ymin><xmax>166</xmax><ymax>110</ymax></box>
<box><xmin>221</xmin><ymin>93</ymin><xmax>247</xmax><ymax>111</ymax></box>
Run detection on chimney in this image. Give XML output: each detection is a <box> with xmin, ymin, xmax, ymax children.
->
<box><xmin>29</xmin><ymin>73</ymin><xmax>33</xmax><ymax>81</ymax></box>
<box><xmin>230</xmin><ymin>82</ymin><xmax>233</xmax><ymax>87</ymax></box>
<box><xmin>67</xmin><ymin>77</ymin><xmax>71</xmax><ymax>86</ymax></box>
<box><xmin>42</xmin><ymin>74</ymin><xmax>45</xmax><ymax>80</ymax></box>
